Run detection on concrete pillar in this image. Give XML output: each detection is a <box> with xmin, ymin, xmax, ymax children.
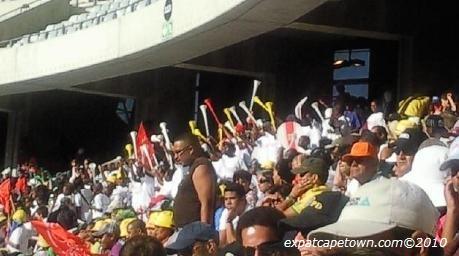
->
<box><xmin>397</xmin><ymin>36</ymin><xmax>414</xmax><ymax>101</ymax></box>
<box><xmin>3</xmin><ymin>111</ymin><xmax>19</xmax><ymax>168</ymax></box>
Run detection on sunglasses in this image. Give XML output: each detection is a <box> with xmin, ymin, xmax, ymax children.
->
<box><xmin>242</xmin><ymin>241</ymin><xmax>282</xmax><ymax>256</ymax></box>
<box><xmin>343</xmin><ymin>158</ymin><xmax>367</xmax><ymax>165</ymax></box>
<box><xmin>298</xmin><ymin>172</ymin><xmax>310</xmax><ymax>178</ymax></box>
<box><xmin>174</xmin><ymin>146</ymin><xmax>191</xmax><ymax>156</ymax></box>
<box><xmin>258</xmin><ymin>178</ymin><xmax>271</xmax><ymax>184</ymax></box>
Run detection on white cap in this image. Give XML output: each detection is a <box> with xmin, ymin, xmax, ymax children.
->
<box><xmin>440</xmin><ymin>136</ymin><xmax>459</xmax><ymax>171</ymax></box>
<box><xmin>309</xmin><ymin>178</ymin><xmax>439</xmax><ymax>239</ymax></box>
<box><xmin>401</xmin><ymin>145</ymin><xmax>449</xmax><ymax>207</ymax></box>
<box><xmin>366</xmin><ymin>112</ymin><xmax>387</xmax><ymax>131</ymax></box>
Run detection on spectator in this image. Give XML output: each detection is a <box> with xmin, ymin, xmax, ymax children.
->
<box><xmin>172</xmin><ymin>134</ymin><xmax>217</xmax><ymax>228</ymax></box>
<box><xmin>236</xmin><ymin>207</ymin><xmax>300</xmax><ymax>256</ymax></box>
<box><xmin>401</xmin><ymin>145</ymin><xmax>448</xmax><ymax>208</ymax></box>
<box><xmin>275</xmin><ymin>157</ymin><xmax>330</xmax><ymax>217</ymax></box>
<box><xmin>392</xmin><ymin>128</ymin><xmax>428</xmax><ymax>178</ymax></box>
<box><xmin>233</xmin><ymin>170</ymin><xmax>257</xmax><ymax>209</ymax></box>
<box><xmin>341</xmin><ymin>142</ymin><xmax>380</xmax><ymax>196</ymax></box>
<box><xmin>213</xmin><ymin>141</ymin><xmax>248</xmax><ymax>182</ymax></box>
<box><xmin>218</xmin><ymin>183</ymin><xmax>249</xmax><ymax>247</ymax></box>
<box><xmin>146</xmin><ymin>210</ymin><xmax>175</xmax><ymax>246</ymax></box>
<box><xmin>308</xmin><ymin>179</ymin><xmax>441</xmax><ymax>256</ymax></box>
<box><xmin>441</xmin><ymin>92</ymin><xmax>457</xmax><ymax>114</ymax></box>
<box><xmin>166</xmin><ymin>221</ymin><xmax>218</xmax><ymax>256</ymax></box>
<box><xmin>92</xmin><ymin>183</ymin><xmax>110</xmax><ymax>219</ymax></box>
<box><xmin>92</xmin><ymin>221</ymin><xmax>123</xmax><ymax>256</ymax></box>
<box><xmin>120</xmin><ymin>235</ymin><xmax>166</xmax><ymax>256</ymax></box>
<box><xmin>439</xmin><ymin>138</ymin><xmax>459</xmax><ymax>248</ymax></box>
<box><xmin>280</xmin><ymin>191</ymin><xmax>349</xmax><ymax>236</ymax></box>
<box><xmin>370</xmin><ymin>99</ymin><xmax>379</xmax><ymax>113</ymax></box>
<box><xmin>126</xmin><ymin>219</ymin><xmax>147</xmax><ymax>240</ymax></box>
<box><xmin>7</xmin><ymin>209</ymin><xmax>34</xmax><ymax>254</ymax></box>
<box><xmin>255</xmin><ymin>169</ymin><xmax>275</xmax><ymax>206</ymax></box>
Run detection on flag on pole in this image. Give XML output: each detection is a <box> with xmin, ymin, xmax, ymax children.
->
<box><xmin>31</xmin><ymin>220</ymin><xmax>90</xmax><ymax>256</ymax></box>
<box><xmin>0</xmin><ymin>179</ymin><xmax>11</xmax><ymax>214</ymax></box>
<box><xmin>136</xmin><ymin>122</ymin><xmax>156</xmax><ymax>170</ymax></box>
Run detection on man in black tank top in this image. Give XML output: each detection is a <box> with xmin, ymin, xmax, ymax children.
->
<box><xmin>172</xmin><ymin>133</ymin><xmax>217</xmax><ymax>228</ymax></box>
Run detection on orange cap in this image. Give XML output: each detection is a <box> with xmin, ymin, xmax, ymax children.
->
<box><xmin>342</xmin><ymin>142</ymin><xmax>377</xmax><ymax>162</ymax></box>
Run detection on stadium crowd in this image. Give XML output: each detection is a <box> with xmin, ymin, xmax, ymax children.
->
<box><xmin>0</xmin><ymin>85</ymin><xmax>459</xmax><ymax>256</ymax></box>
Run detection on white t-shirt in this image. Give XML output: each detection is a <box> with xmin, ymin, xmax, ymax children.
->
<box><xmin>107</xmin><ymin>186</ymin><xmax>130</xmax><ymax>213</ymax></box>
<box><xmin>218</xmin><ymin>205</ymin><xmax>251</xmax><ymax>231</ymax></box>
<box><xmin>213</xmin><ymin>154</ymin><xmax>248</xmax><ymax>182</ymax></box>
<box><xmin>130</xmin><ymin>175</ymin><xmax>156</xmax><ymax>213</ymax></box>
<box><xmin>251</xmin><ymin>133</ymin><xmax>281</xmax><ymax>164</ymax></box>
<box><xmin>75</xmin><ymin>188</ymin><xmax>93</xmax><ymax>222</ymax></box>
<box><xmin>235</xmin><ymin>147</ymin><xmax>252</xmax><ymax>169</ymax></box>
<box><xmin>7</xmin><ymin>222</ymin><xmax>34</xmax><ymax>254</ymax></box>
<box><xmin>159</xmin><ymin>166</ymin><xmax>187</xmax><ymax>199</ymax></box>
<box><xmin>52</xmin><ymin>194</ymin><xmax>75</xmax><ymax>212</ymax></box>
<box><xmin>92</xmin><ymin>193</ymin><xmax>110</xmax><ymax>219</ymax></box>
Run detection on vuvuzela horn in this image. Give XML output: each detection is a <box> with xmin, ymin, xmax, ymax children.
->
<box><xmin>199</xmin><ymin>105</ymin><xmax>210</xmax><ymax>137</ymax></box>
<box><xmin>159</xmin><ymin>122</ymin><xmax>172</xmax><ymax>151</ymax></box>
<box><xmin>150</xmin><ymin>134</ymin><xmax>163</xmax><ymax>143</ymax></box>
<box><xmin>203</xmin><ymin>98</ymin><xmax>222</xmax><ymax>125</ymax></box>
<box><xmin>125</xmin><ymin>144</ymin><xmax>134</xmax><ymax>159</ymax></box>
<box><xmin>249</xmin><ymin>80</ymin><xmax>261</xmax><ymax>112</ymax></box>
<box><xmin>253</xmin><ymin>96</ymin><xmax>270</xmax><ymax>112</ymax></box>
<box><xmin>239</xmin><ymin>101</ymin><xmax>257</xmax><ymax>124</ymax></box>
<box><xmin>189</xmin><ymin>120</ymin><xmax>207</xmax><ymax>141</ymax></box>
<box><xmin>294</xmin><ymin>96</ymin><xmax>308</xmax><ymax>120</ymax></box>
<box><xmin>193</xmin><ymin>128</ymin><xmax>208</xmax><ymax>141</ymax></box>
<box><xmin>223</xmin><ymin>108</ymin><xmax>235</xmax><ymax>128</ymax></box>
<box><xmin>158</xmin><ymin>123</ymin><xmax>174</xmax><ymax>169</ymax></box>
<box><xmin>265</xmin><ymin>101</ymin><xmax>276</xmax><ymax>131</ymax></box>
<box><xmin>229</xmin><ymin>106</ymin><xmax>242</xmax><ymax>124</ymax></box>
<box><xmin>189</xmin><ymin>120</ymin><xmax>197</xmax><ymax>133</ymax></box>
<box><xmin>311</xmin><ymin>102</ymin><xmax>325</xmax><ymax>122</ymax></box>
<box><xmin>224</xmin><ymin>121</ymin><xmax>236</xmax><ymax>135</ymax></box>
<box><xmin>204</xmin><ymin>98</ymin><xmax>224</xmax><ymax>142</ymax></box>
<box><xmin>129</xmin><ymin>131</ymin><xmax>138</xmax><ymax>159</ymax></box>
<box><xmin>140</xmin><ymin>145</ymin><xmax>157</xmax><ymax>169</ymax></box>
<box><xmin>102</xmin><ymin>156</ymin><xmax>123</xmax><ymax>166</ymax></box>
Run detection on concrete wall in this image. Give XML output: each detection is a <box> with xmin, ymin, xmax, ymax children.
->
<box><xmin>0</xmin><ymin>0</ymin><xmax>72</xmax><ymax>41</ymax></box>
<box><xmin>0</xmin><ymin>0</ymin><xmax>251</xmax><ymax>86</ymax></box>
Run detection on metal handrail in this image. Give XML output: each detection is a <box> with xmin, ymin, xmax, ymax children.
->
<box><xmin>0</xmin><ymin>0</ymin><xmax>152</xmax><ymax>48</ymax></box>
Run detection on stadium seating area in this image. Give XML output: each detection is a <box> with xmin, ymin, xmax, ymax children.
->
<box><xmin>0</xmin><ymin>0</ymin><xmax>47</xmax><ymax>22</ymax></box>
<box><xmin>1</xmin><ymin>0</ymin><xmax>155</xmax><ymax>47</ymax></box>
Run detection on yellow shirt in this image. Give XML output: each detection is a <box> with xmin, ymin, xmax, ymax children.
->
<box><xmin>290</xmin><ymin>185</ymin><xmax>330</xmax><ymax>214</ymax></box>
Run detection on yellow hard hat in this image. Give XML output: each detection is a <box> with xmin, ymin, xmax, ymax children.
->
<box><xmin>260</xmin><ymin>161</ymin><xmax>275</xmax><ymax>170</ymax></box>
<box><xmin>120</xmin><ymin>217</ymin><xmax>136</xmax><ymax>238</ymax></box>
<box><xmin>147</xmin><ymin>211</ymin><xmax>174</xmax><ymax>229</ymax></box>
<box><xmin>91</xmin><ymin>219</ymin><xmax>111</xmax><ymax>232</ymax></box>
<box><xmin>12</xmin><ymin>209</ymin><xmax>26</xmax><ymax>223</ymax></box>
<box><xmin>106</xmin><ymin>174</ymin><xmax>117</xmax><ymax>184</ymax></box>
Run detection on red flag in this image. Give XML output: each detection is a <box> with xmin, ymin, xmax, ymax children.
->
<box><xmin>31</xmin><ymin>220</ymin><xmax>90</xmax><ymax>256</ymax></box>
<box><xmin>0</xmin><ymin>179</ymin><xmax>11</xmax><ymax>214</ymax></box>
<box><xmin>15</xmin><ymin>176</ymin><xmax>27</xmax><ymax>194</ymax></box>
<box><xmin>136</xmin><ymin>122</ymin><xmax>156</xmax><ymax>170</ymax></box>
